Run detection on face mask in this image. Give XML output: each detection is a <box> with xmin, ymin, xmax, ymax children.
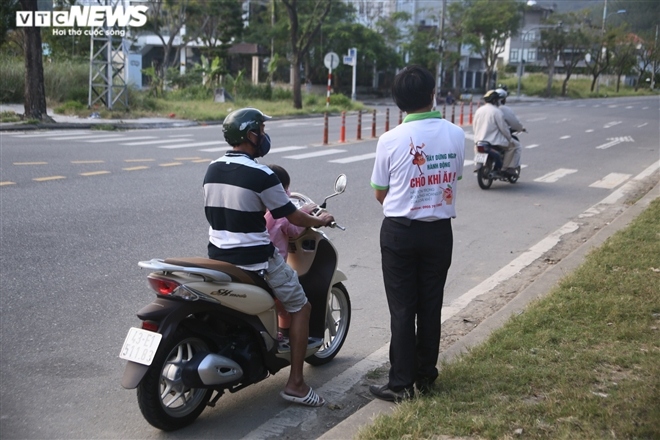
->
<box><xmin>257</xmin><ymin>133</ymin><xmax>271</xmax><ymax>157</ymax></box>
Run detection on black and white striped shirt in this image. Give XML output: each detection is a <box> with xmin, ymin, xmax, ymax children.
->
<box><xmin>203</xmin><ymin>151</ymin><xmax>296</xmax><ymax>268</ymax></box>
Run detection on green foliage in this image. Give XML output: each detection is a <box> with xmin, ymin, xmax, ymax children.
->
<box><xmin>53</xmin><ymin>100</ymin><xmax>85</xmax><ymax>114</ymax></box>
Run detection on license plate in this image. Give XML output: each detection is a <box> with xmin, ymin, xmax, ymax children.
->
<box><xmin>474</xmin><ymin>153</ymin><xmax>488</xmax><ymax>164</ymax></box>
<box><xmin>119</xmin><ymin>327</ymin><xmax>162</xmax><ymax>366</ymax></box>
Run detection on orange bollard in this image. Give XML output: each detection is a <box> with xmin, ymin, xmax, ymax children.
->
<box><xmin>385</xmin><ymin>108</ymin><xmax>390</xmax><ymax>132</ymax></box>
<box><xmin>443</xmin><ymin>103</ymin><xmax>447</xmax><ymax>119</ymax></box>
<box><xmin>357</xmin><ymin>110</ymin><xmax>362</xmax><ymax>140</ymax></box>
<box><xmin>371</xmin><ymin>109</ymin><xmax>377</xmax><ymax>138</ymax></box>
<box><xmin>451</xmin><ymin>102</ymin><xmax>455</xmax><ymax>123</ymax></box>
<box><xmin>469</xmin><ymin>101</ymin><xmax>474</xmax><ymax>125</ymax></box>
<box><xmin>459</xmin><ymin>102</ymin><xmax>464</xmax><ymax>126</ymax></box>
<box><xmin>323</xmin><ymin>112</ymin><xmax>329</xmax><ymax>145</ymax></box>
<box><xmin>339</xmin><ymin>111</ymin><xmax>346</xmax><ymax>143</ymax></box>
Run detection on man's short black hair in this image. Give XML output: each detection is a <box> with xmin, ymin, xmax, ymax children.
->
<box><xmin>391</xmin><ymin>65</ymin><xmax>435</xmax><ymax>113</ymax></box>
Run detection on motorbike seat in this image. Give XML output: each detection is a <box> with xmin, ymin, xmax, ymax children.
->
<box><xmin>164</xmin><ymin>257</ymin><xmax>272</xmax><ymax>293</ymax></box>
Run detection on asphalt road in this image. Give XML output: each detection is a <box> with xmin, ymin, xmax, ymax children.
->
<box><xmin>0</xmin><ymin>95</ymin><xmax>658</xmax><ymax>439</ymax></box>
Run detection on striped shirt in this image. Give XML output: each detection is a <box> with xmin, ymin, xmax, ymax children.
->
<box><xmin>203</xmin><ymin>151</ymin><xmax>296</xmax><ymax>268</ymax></box>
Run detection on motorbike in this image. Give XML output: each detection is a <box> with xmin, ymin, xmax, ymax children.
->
<box><xmin>119</xmin><ymin>175</ymin><xmax>351</xmax><ymax>431</ymax></box>
<box><xmin>474</xmin><ymin>130</ymin><xmax>525</xmax><ymax>190</ymax></box>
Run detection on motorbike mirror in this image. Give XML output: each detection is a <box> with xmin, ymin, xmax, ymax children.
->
<box><xmin>320</xmin><ymin>174</ymin><xmax>347</xmax><ymax>209</ymax></box>
<box><xmin>334</xmin><ymin>174</ymin><xmax>347</xmax><ymax>194</ymax></box>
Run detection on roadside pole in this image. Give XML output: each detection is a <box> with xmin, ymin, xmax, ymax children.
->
<box><xmin>343</xmin><ymin>48</ymin><xmax>357</xmax><ymax>101</ymax></box>
<box><xmin>324</xmin><ymin>52</ymin><xmax>339</xmax><ymax>108</ymax></box>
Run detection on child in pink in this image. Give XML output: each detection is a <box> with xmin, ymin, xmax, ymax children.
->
<box><xmin>265</xmin><ymin>165</ymin><xmax>310</xmax><ymax>340</ymax></box>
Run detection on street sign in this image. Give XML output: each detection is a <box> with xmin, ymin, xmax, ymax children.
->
<box><xmin>343</xmin><ymin>56</ymin><xmax>354</xmax><ymax>66</ymax></box>
<box><xmin>324</xmin><ymin>52</ymin><xmax>339</xmax><ymax>70</ymax></box>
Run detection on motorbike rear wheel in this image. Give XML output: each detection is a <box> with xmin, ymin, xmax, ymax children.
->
<box><xmin>137</xmin><ymin>331</ymin><xmax>213</xmax><ymax>431</ymax></box>
<box><xmin>476</xmin><ymin>159</ymin><xmax>494</xmax><ymax>190</ymax></box>
<box><xmin>507</xmin><ymin>166</ymin><xmax>521</xmax><ymax>184</ymax></box>
<box><xmin>305</xmin><ymin>283</ymin><xmax>351</xmax><ymax>366</ymax></box>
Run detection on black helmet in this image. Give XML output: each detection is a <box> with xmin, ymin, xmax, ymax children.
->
<box><xmin>222</xmin><ymin>108</ymin><xmax>272</xmax><ymax>146</ymax></box>
<box><xmin>483</xmin><ymin>90</ymin><xmax>500</xmax><ymax>104</ymax></box>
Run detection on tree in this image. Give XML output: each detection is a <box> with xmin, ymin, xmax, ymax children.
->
<box><xmin>610</xmin><ymin>33</ymin><xmax>639</xmax><ymax>92</ymax></box>
<box><xmin>281</xmin><ymin>0</ymin><xmax>334</xmax><ymax>109</ymax></box>
<box><xmin>557</xmin><ymin>13</ymin><xmax>591</xmax><ymax>97</ymax></box>
<box><xmin>633</xmin><ymin>31</ymin><xmax>660</xmax><ymax>91</ymax></box>
<box><xmin>462</xmin><ymin>0</ymin><xmax>522</xmax><ymax>90</ymax></box>
<box><xmin>19</xmin><ymin>0</ymin><xmax>49</xmax><ymax>121</ymax></box>
<box><xmin>0</xmin><ymin>0</ymin><xmax>19</xmax><ymax>48</ymax></box>
<box><xmin>538</xmin><ymin>17</ymin><xmax>566</xmax><ymax>96</ymax></box>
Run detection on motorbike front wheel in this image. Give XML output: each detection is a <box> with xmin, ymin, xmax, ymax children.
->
<box><xmin>476</xmin><ymin>159</ymin><xmax>494</xmax><ymax>190</ymax></box>
<box><xmin>137</xmin><ymin>331</ymin><xmax>213</xmax><ymax>431</ymax></box>
<box><xmin>305</xmin><ymin>283</ymin><xmax>351</xmax><ymax>366</ymax></box>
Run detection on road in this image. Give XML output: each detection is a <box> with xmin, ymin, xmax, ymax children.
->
<box><xmin>0</xmin><ymin>95</ymin><xmax>658</xmax><ymax>439</ymax></box>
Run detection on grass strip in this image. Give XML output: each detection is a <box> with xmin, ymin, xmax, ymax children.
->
<box><xmin>358</xmin><ymin>198</ymin><xmax>660</xmax><ymax>440</ymax></box>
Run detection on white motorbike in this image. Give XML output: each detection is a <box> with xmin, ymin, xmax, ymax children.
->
<box><xmin>119</xmin><ymin>175</ymin><xmax>350</xmax><ymax>431</ymax></box>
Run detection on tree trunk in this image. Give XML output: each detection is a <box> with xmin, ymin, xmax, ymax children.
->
<box><xmin>546</xmin><ymin>58</ymin><xmax>555</xmax><ymax>97</ymax></box>
<box><xmin>291</xmin><ymin>53</ymin><xmax>302</xmax><ymax>109</ymax></box>
<box><xmin>20</xmin><ymin>0</ymin><xmax>49</xmax><ymax>121</ymax></box>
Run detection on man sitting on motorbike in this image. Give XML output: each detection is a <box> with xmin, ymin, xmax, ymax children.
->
<box><xmin>203</xmin><ymin>107</ymin><xmax>334</xmax><ymax>407</ymax></box>
<box><xmin>472</xmin><ymin>89</ymin><xmax>515</xmax><ymax>177</ymax></box>
<box><xmin>495</xmin><ymin>86</ymin><xmax>524</xmax><ymax>170</ymax></box>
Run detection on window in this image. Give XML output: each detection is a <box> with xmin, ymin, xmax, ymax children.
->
<box><xmin>527</xmin><ymin>49</ymin><xmax>537</xmax><ymax>61</ymax></box>
<box><xmin>510</xmin><ymin>49</ymin><xmax>519</xmax><ymax>62</ymax></box>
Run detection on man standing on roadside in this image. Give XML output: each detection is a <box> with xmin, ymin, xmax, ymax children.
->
<box><xmin>369</xmin><ymin>65</ymin><xmax>465</xmax><ymax>402</ymax></box>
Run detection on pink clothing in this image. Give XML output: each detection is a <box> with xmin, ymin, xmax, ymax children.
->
<box><xmin>265</xmin><ymin>211</ymin><xmax>305</xmax><ymax>261</ymax></box>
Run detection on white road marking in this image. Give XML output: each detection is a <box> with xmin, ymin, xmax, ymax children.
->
<box><xmin>158</xmin><ymin>140</ymin><xmax>225</xmax><ymax>149</ymax></box>
<box><xmin>560</xmin><ymin>135</ymin><xmax>571</xmax><ymax>139</ymax></box>
<box><xmin>625</xmin><ymin>106</ymin><xmax>633</xmax><ymax>109</ymax></box>
<box><xmin>121</xmin><ymin>138</ymin><xmax>192</xmax><ymax>146</ymax></box>
<box><xmin>525</xmin><ymin>144</ymin><xmax>540</xmax><ymax>149</ymax></box>
<box><xmin>284</xmin><ymin>149</ymin><xmax>346</xmax><ymax>159</ymax></box>
<box><xmin>329</xmin><ymin>153</ymin><xmax>377</xmax><ymax>163</ymax></box>
<box><xmin>11</xmin><ymin>131</ymin><xmax>91</xmax><ymax>138</ymax></box>
<box><xmin>534</xmin><ymin>168</ymin><xmax>577</xmax><ymax>183</ymax></box>
<box><xmin>636</xmin><ymin>122</ymin><xmax>648</xmax><ymax>128</ymax></box>
<box><xmin>603</xmin><ymin>121</ymin><xmax>622</xmax><ymax>128</ymax></box>
<box><xmin>464</xmin><ymin>132</ymin><xmax>475</xmax><ymax>140</ymax></box>
<box><xmin>199</xmin><ymin>147</ymin><xmax>230</xmax><ymax>153</ymax></box>
<box><xmin>589</xmin><ymin>173</ymin><xmax>632</xmax><ymax>189</ymax></box>
<box><xmin>600</xmin><ymin>161</ymin><xmax>659</xmax><ymax>205</ymax></box>
<box><xmin>84</xmin><ymin>136</ymin><xmax>157</xmax><ymax>143</ymax></box>
<box><xmin>268</xmin><ymin>146</ymin><xmax>307</xmax><ymax>154</ymax></box>
<box><xmin>50</xmin><ymin>134</ymin><xmax>128</xmax><ymax>141</ymax></box>
<box><xmin>595</xmin><ymin>136</ymin><xmax>634</xmax><ymax>150</ymax></box>
<box><xmin>586</xmin><ymin>129</ymin><xmax>594</xmax><ymax>133</ymax></box>
<box><xmin>526</xmin><ymin>117</ymin><xmax>547</xmax><ymax>122</ymax></box>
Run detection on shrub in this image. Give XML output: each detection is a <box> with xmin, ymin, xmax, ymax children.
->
<box><xmin>54</xmin><ymin>100</ymin><xmax>85</xmax><ymax>114</ymax></box>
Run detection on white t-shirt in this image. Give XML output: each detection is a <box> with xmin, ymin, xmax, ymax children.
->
<box><xmin>370</xmin><ymin>111</ymin><xmax>465</xmax><ymax>221</ymax></box>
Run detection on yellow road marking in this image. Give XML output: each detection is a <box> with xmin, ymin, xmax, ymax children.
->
<box><xmin>80</xmin><ymin>171</ymin><xmax>110</xmax><ymax>176</ymax></box>
<box><xmin>72</xmin><ymin>160</ymin><xmax>105</xmax><ymax>164</ymax></box>
<box><xmin>14</xmin><ymin>162</ymin><xmax>47</xmax><ymax>165</ymax></box>
<box><xmin>33</xmin><ymin>176</ymin><xmax>66</xmax><ymax>182</ymax></box>
<box><xmin>159</xmin><ymin>162</ymin><xmax>182</xmax><ymax>167</ymax></box>
<box><xmin>192</xmin><ymin>159</ymin><xmax>212</xmax><ymax>163</ymax></box>
<box><xmin>123</xmin><ymin>166</ymin><xmax>149</xmax><ymax>171</ymax></box>
<box><xmin>0</xmin><ymin>181</ymin><xmax>17</xmax><ymax>186</ymax></box>
<box><xmin>124</xmin><ymin>159</ymin><xmax>155</xmax><ymax>163</ymax></box>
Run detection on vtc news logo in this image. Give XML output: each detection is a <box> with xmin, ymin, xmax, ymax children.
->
<box><xmin>16</xmin><ymin>5</ymin><xmax>148</xmax><ymax>28</ymax></box>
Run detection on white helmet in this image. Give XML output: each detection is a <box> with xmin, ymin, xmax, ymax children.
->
<box><xmin>495</xmin><ymin>88</ymin><xmax>508</xmax><ymax>99</ymax></box>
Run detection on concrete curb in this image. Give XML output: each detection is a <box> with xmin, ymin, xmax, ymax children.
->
<box><xmin>319</xmin><ymin>181</ymin><xmax>660</xmax><ymax>440</ymax></box>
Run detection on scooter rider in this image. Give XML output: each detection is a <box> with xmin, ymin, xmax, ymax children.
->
<box><xmin>472</xmin><ymin>89</ymin><xmax>514</xmax><ymax>177</ymax></box>
<box><xmin>203</xmin><ymin>108</ymin><xmax>334</xmax><ymax>407</ymax></box>
<box><xmin>495</xmin><ymin>86</ymin><xmax>523</xmax><ymax>170</ymax></box>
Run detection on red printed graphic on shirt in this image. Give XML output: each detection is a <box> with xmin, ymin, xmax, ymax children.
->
<box><xmin>409</xmin><ymin>137</ymin><xmax>427</xmax><ymax>176</ymax></box>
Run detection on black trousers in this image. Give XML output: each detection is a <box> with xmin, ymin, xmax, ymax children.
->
<box><xmin>380</xmin><ymin>217</ymin><xmax>453</xmax><ymax>391</ymax></box>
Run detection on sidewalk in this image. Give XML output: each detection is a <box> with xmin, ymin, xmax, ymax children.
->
<box><xmin>0</xmin><ymin>103</ymin><xmax>199</xmax><ymax>131</ymax></box>
<box><xmin>319</xmin><ymin>180</ymin><xmax>660</xmax><ymax>440</ymax></box>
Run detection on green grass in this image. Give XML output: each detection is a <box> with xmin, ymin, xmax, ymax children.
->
<box><xmin>497</xmin><ymin>73</ymin><xmax>658</xmax><ymax>99</ymax></box>
<box><xmin>358</xmin><ymin>198</ymin><xmax>660</xmax><ymax>440</ymax></box>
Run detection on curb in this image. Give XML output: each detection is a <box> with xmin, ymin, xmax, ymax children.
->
<box><xmin>319</xmin><ymin>181</ymin><xmax>660</xmax><ymax>440</ymax></box>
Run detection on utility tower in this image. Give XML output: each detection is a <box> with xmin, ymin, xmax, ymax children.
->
<box><xmin>88</xmin><ymin>0</ymin><xmax>130</xmax><ymax>110</ymax></box>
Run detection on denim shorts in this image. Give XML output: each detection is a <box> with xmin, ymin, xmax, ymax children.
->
<box><xmin>264</xmin><ymin>252</ymin><xmax>308</xmax><ymax>313</ymax></box>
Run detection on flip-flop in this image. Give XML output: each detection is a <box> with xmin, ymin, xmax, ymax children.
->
<box><xmin>280</xmin><ymin>388</ymin><xmax>325</xmax><ymax>407</ymax></box>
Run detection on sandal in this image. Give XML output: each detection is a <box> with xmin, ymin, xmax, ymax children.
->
<box><xmin>280</xmin><ymin>387</ymin><xmax>325</xmax><ymax>407</ymax></box>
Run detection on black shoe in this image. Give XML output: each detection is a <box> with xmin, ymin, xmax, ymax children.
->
<box><xmin>415</xmin><ymin>379</ymin><xmax>435</xmax><ymax>395</ymax></box>
<box><xmin>369</xmin><ymin>384</ymin><xmax>413</xmax><ymax>402</ymax></box>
